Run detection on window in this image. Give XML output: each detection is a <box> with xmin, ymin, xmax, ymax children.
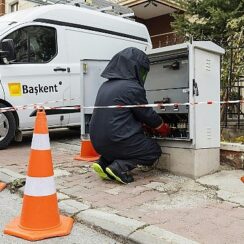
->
<box><xmin>10</xmin><ymin>2</ymin><xmax>19</xmax><ymax>12</ymax></box>
<box><xmin>5</xmin><ymin>26</ymin><xmax>57</xmax><ymax>63</ymax></box>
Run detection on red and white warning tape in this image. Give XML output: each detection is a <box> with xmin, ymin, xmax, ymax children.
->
<box><xmin>0</xmin><ymin>99</ymin><xmax>243</xmax><ymax>113</ymax></box>
<box><xmin>0</xmin><ymin>97</ymin><xmax>79</xmax><ymax>112</ymax></box>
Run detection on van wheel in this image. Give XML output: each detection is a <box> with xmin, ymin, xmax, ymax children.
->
<box><xmin>0</xmin><ymin>103</ymin><xmax>16</xmax><ymax>149</ymax></box>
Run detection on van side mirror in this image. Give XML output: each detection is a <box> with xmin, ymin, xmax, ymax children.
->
<box><xmin>1</xmin><ymin>39</ymin><xmax>16</xmax><ymax>62</ymax></box>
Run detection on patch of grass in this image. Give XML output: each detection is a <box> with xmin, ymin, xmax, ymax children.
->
<box><xmin>221</xmin><ymin>136</ymin><xmax>244</xmax><ymax>144</ymax></box>
<box><xmin>9</xmin><ymin>178</ymin><xmax>26</xmax><ymax>193</ymax></box>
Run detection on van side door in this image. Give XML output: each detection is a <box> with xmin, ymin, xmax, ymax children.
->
<box><xmin>0</xmin><ymin>24</ymin><xmax>70</xmax><ymax>129</ymax></box>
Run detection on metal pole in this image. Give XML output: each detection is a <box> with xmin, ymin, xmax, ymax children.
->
<box><xmin>80</xmin><ymin>61</ymin><xmax>86</xmax><ymax>139</ymax></box>
<box><xmin>238</xmin><ymin>84</ymin><xmax>241</xmax><ymax>129</ymax></box>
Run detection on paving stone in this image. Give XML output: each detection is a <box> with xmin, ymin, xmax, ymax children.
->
<box><xmin>57</xmin><ymin>192</ymin><xmax>70</xmax><ymax>201</ymax></box>
<box><xmin>106</xmin><ymin>199</ymin><xmax>140</xmax><ymax>210</ymax></box>
<box><xmin>181</xmin><ymin>180</ymin><xmax>207</xmax><ymax>192</ymax></box>
<box><xmin>197</xmin><ymin>170</ymin><xmax>244</xmax><ymax>206</ymax></box>
<box><xmin>142</xmin><ymin>188</ymin><xmax>218</xmax><ymax>211</ymax></box>
<box><xmin>155</xmin><ymin>203</ymin><xmax>244</xmax><ymax>244</ymax></box>
<box><xmin>84</xmin><ymin>192</ymin><xmax>113</xmax><ymax>203</ymax></box>
<box><xmin>197</xmin><ymin>170</ymin><xmax>244</xmax><ymax>192</ymax></box>
<box><xmin>129</xmin><ymin>225</ymin><xmax>200</xmax><ymax>244</ymax></box>
<box><xmin>104</xmin><ymin>186</ymin><xmax>122</xmax><ymax>195</ymax></box>
<box><xmin>131</xmin><ymin>190</ymin><xmax>160</xmax><ymax>204</ymax></box>
<box><xmin>97</xmin><ymin>207</ymin><xmax>119</xmax><ymax>214</ymax></box>
<box><xmin>77</xmin><ymin>209</ymin><xmax>145</xmax><ymax>238</ymax></box>
<box><xmin>122</xmin><ymin>186</ymin><xmax>149</xmax><ymax>195</ymax></box>
<box><xmin>61</xmin><ymin>187</ymin><xmax>85</xmax><ymax>197</ymax></box>
<box><xmin>145</xmin><ymin>181</ymin><xmax>182</xmax><ymax>193</ymax></box>
<box><xmin>216</xmin><ymin>190</ymin><xmax>244</xmax><ymax>206</ymax></box>
<box><xmin>54</xmin><ymin>169</ymin><xmax>71</xmax><ymax>177</ymax></box>
<box><xmin>117</xmin><ymin>209</ymin><xmax>147</xmax><ymax>222</ymax></box>
<box><xmin>59</xmin><ymin>199</ymin><xmax>90</xmax><ymax>215</ymax></box>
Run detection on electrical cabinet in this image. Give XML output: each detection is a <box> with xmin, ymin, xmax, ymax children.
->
<box><xmin>146</xmin><ymin>41</ymin><xmax>224</xmax><ymax>178</ymax></box>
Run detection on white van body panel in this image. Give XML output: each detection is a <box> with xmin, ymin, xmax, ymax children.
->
<box><xmin>0</xmin><ymin>5</ymin><xmax>150</xmax><ymax>43</ymax></box>
<box><xmin>0</xmin><ymin>4</ymin><xmax>152</xmax><ymax>130</ymax></box>
<box><xmin>0</xmin><ymin>23</ymin><xmax>70</xmax><ymax>129</ymax></box>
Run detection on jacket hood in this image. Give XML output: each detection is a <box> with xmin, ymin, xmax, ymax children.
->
<box><xmin>101</xmin><ymin>47</ymin><xmax>150</xmax><ymax>86</ymax></box>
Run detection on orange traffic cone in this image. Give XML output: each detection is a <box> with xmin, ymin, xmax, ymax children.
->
<box><xmin>0</xmin><ymin>182</ymin><xmax>6</xmax><ymax>192</ymax></box>
<box><xmin>4</xmin><ymin>110</ymin><xmax>73</xmax><ymax>241</ymax></box>
<box><xmin>241</xmin><ymin>176</ymin><xmax>244</xmax><ymax>183</ymax></box>
<box><xmin>74</xmin><ymin>140</ymin><xmax>100</xmax><ymax>161</ymax></box>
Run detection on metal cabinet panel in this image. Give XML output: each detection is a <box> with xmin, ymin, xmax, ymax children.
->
<box><xmin>193</xmin><ymin>48</ymin><xmax>221</xmax><ymax>149</ymax></box>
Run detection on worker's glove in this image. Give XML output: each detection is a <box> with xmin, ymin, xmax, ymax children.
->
<box><xmin>155</xmin><ymin>123</ymin><xmax>171</xmax><ymax>137</ymax></box>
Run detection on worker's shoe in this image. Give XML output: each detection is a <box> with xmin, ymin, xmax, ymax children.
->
<box><xmin>106</xmin><ymin>161</ymin><xmax>134</xmax><ymax>184</ymax></box>
<box><xmin>92</xmin><ymin>162</ymin><xmax>111</xmax><ymax>180</ymax></box>
<box><xmin>92</xmin><ymin>158</ymin><xmax>115</xmax><ymax>181</ymax></box>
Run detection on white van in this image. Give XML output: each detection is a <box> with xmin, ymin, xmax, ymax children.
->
<box><xmin>0</xmin><ymin>4</ymin><xmax>151</xmax><ymax>149</ymax></box>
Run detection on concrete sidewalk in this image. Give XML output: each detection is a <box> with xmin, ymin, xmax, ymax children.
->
<box><xmin>1</xmin><ymin>134</ymin><xmax>244</xmax><ymax>243</ymax></box>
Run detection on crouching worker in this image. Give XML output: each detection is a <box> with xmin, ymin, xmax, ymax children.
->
<box><xmin>89</xmin><ymin>47</ymin><xmax>170</xmax><ymax>184</ymax></box>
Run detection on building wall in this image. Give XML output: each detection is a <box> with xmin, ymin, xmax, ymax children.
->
<box><xmin>0</xmin><ymin>0</ymin><xmax>5</xmax><ymax>16</ymax></box>
<box><xmin>136</xmin><ymin>14</ymin><xmax>184</xmax><ymax>48</ymax></box>
<box><xmin>5</xmin><ymin>0</ymin><xmax>36</xmax><ymax>14</ymax></box>
<box><xmin>140</xmin><ymin>14</ymin><xmax>173</xmax><ymax>36</ymax></box>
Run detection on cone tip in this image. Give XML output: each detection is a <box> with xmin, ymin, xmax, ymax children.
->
<box><xmin>34</xmin><ymin>110</ymin><xmax>48</xmax><ymax>134</ymax></box>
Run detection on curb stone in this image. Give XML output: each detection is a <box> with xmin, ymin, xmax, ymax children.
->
<box><xmin>0</xmin><ymin>168</ymin><xmax>24</xmax><ymax>183</ymax></box>
<box><xmin>57</xmin><ymin>192</ymin><xmax>70</xmax><ymax>201</ymax></box>
<box><xmin>59</xmin><ymin>199</ymin><xmax>90</xmax><ymax>215</ymax></box>
<box><xmin>76</xmin><ymin>209</ymin><xmax>199</xmax><ymax>244</ymax></box>
<box><xmin>77</xmin><ymin>209</ymin><xmax>145</xmax><ymax>238</ymax></box>
<box><xmin>129</xmin><ymin>225</ymin><xmax>200</xmax><ymax>244</ymax></box>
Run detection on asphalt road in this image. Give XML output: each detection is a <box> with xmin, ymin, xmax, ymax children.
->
<box><xmin>0</xmin><ymin>190</ymin><xmax>120</xmax><ymax>244</ymax></box>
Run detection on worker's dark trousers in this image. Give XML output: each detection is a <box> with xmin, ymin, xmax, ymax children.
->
<box><xmin>93</xmin><ymin>134</ymin><xmax>162</xmax><ymax>172</ymax></box>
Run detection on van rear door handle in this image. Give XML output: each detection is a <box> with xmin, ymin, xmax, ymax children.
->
<box><xmin>53</xmin><ymin>67</ymin><xmax>67</xmax><ymax>72</ymax></box>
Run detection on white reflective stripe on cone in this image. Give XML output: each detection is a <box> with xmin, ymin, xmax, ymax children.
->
<box><xmin>31</xmin><ymin>134</ymin><xmax>50</xmax><ymax>150</ymax></box>
<box><xmin>24</xmin><ymin>176</ymin><xmax>56</xmax><ymax>196</ymax></box>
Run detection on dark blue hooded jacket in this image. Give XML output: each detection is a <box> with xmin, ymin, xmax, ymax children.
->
<box><xmin>89</xmin><ymin>47</ymin><xmax>162</xmax><ymax>147</ymax></box>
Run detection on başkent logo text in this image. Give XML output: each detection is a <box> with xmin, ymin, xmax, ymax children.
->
<box><xmin>22</xmin><ymin>84</ymin><xmax>60</xmax><ymax>95</ymax></box>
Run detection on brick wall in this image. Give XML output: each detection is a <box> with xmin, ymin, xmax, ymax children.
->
<box><xmin>139</xmin><ymin>14</ymin><xmax>174</xmax><ymax>36</ymax></box>
<box><xmin>220</xmin><ymin>143</ymin><xmax>244</xmax><ymax>169</ymax></box>
<box><xmin>136</xmin><ymin>14</ymin><xmax>184</xmax><ymax>48</ymax></box>
<box><xmin>0</xmin><ymin>0</ymin><xmax>5</xmax><ymax>16</ymax></box>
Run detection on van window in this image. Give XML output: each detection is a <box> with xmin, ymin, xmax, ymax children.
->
<box><xmin>5</xmin><ymin>26</ymin><xmax>57</xmax><ymax>63</ymax></box>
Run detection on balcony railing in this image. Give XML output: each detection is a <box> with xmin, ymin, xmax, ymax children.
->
<box><xmin>151</xmin><ymin>31</ymin><xmax>185</xmax><ymax>48</ymax></box>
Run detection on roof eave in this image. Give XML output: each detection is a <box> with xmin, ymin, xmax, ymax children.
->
<box><xmin>116</xmin><ymin>0</ymin><xmax>184</xmax><ymax>11</ymax></box>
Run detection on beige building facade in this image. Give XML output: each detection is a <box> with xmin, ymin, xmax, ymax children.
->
<box><xmin>1</xmin><ymin>0</ymin><xmax>37</xmax><ymax>16</ymax></box>
<box><xmin>5</xmin><ymin>0</ymin><xmax>36</xmax><ymax>14</ymax></box>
